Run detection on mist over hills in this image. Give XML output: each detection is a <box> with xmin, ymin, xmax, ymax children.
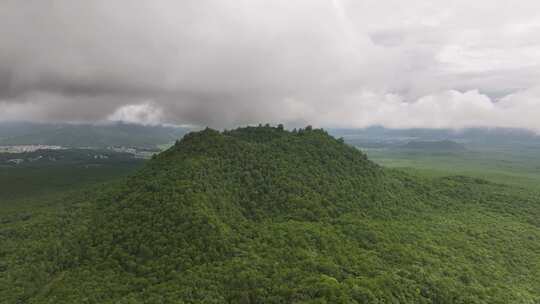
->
<box><xmin>0</xmin><ymin>122</ymin><xmax>190</xmax><ymax>148</ymax></box>
<box><xmin>330</xmin><ymin>126</ymin><xmax>540</xmax><ymax>147</ymax></box>
<box><xmin>3</xmin><ymin>121</ymin><xmax>540</xmax><ymax>151</ymax></box>
<box><xmin>2</xmin><ymin>125</ymin><xmax>539</xmax><ymax>303</ymax></box>
<box><xmin>328</xmin><ymin>125</ymin><xmax>540</xmax><ymax>152</ymax></box>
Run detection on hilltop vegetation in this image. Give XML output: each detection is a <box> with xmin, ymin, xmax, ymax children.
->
<box><xmin>1</xmin><ymin>125</ymin><xmax>540</xmax><ymax>303</ymax></box>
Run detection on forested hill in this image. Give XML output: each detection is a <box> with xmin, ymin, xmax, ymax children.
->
<box><xmin>2</xmin><ymin>125</ymin><xmax>540</xmax><ymax>303</ymax></box>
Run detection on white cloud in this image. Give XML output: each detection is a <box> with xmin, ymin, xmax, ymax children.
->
<box><xmin>107</xmin><ymin>103</ymin><xmax>164</xmax><ymax>125</ymax></box>
<box><xmin>1</xmin><ymin>0</ymin><xmax>540</xmax><ymax>130</ymax></box>
<box><xmin>0</xmin><ymin>102</ymin><xmax>43</xmax><ymax>122</ymax></box>
<box><xmin>287</xmin><ymin>88</ymin><xmax>540</xmax><ymax>132</ymax></box>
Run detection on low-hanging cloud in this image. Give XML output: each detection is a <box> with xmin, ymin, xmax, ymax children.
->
<box><xmin>300</xmin><ymin>87</ymin><xmax>540</xmax><ymax>130</ymax></box>
<box><xmin>107</xmin><ymin>103</ymin><xmax>164</xmax><ymax>126</ymax></box>
<box><xmin>1</xmin><ymin>0</ymin><xmax>540</xmax><ymax>130</ymax></box>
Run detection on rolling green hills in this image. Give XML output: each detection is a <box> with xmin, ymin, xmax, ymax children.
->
<box><xmin>1</xmin><ymin>126</ymin><xmax>539</xmax><ymax>303</ymax></box>
<box><xmin>333</xmin><ymin>127</ymin><xmax>540</xmax><ymax>191</ymax></box>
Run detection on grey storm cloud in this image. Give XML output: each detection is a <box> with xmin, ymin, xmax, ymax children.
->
<box><xmin>1</xmin><ymin>0</ymin><xmax>540</xmax><ymax>130</ymax></box>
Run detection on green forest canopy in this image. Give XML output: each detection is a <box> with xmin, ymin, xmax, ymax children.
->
<box><xmin>1</xmin><ymin>125</ymin><xmax>539</xmax><ymax>303</ymax></box>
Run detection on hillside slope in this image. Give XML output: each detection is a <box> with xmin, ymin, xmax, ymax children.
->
<box><xmin>2</xmin><ymin>126</ymin><xmax>540</xmax><ymax>303</ymax></box>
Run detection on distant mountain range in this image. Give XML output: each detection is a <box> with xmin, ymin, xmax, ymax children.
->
<box><xmin>329</xmin><ymin>126</ymin><xmax>540</xmax><ymax>151</ymax></box>
<box><xmin>0</xmin><ymin>122</ymin><xmax>191</xmax><ymax>148</ymax></box>
<box><xmin>2</xmin><ymin>122</ymin><xmax>540</xmax><ymax>152</ymax></box>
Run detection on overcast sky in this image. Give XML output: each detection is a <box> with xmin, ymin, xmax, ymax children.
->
<box><xmin>1</xmin><ymin>0</ymin><xmax>540</xmax><ymax>130</ymax></box>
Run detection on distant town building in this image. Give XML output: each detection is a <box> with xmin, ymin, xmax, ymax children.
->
<box><xmin>0</xmin><ymin>145</ymin><xmax>65</xmax><ymax>153</ymax></box>
<box><xmin>7</xmin><ymin>159</ymin><xmax>24</xmax><ymax>165</ymax></box>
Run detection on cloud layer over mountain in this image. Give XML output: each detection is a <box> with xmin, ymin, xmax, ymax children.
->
<box><xmin>1</xmin><ymin>0</ymin><xmax>540</xmax><ymax>129</ymax></box>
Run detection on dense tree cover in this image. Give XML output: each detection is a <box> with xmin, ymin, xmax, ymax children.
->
<box><xmin>0</xmin><ymin>150</ymin><xmax>143</xmax><ymax>202</ymax></box>
<box><xmin>1</xmin><ymin>125</ymin><xmax>540</xmax><ymax>303</ymax></box>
